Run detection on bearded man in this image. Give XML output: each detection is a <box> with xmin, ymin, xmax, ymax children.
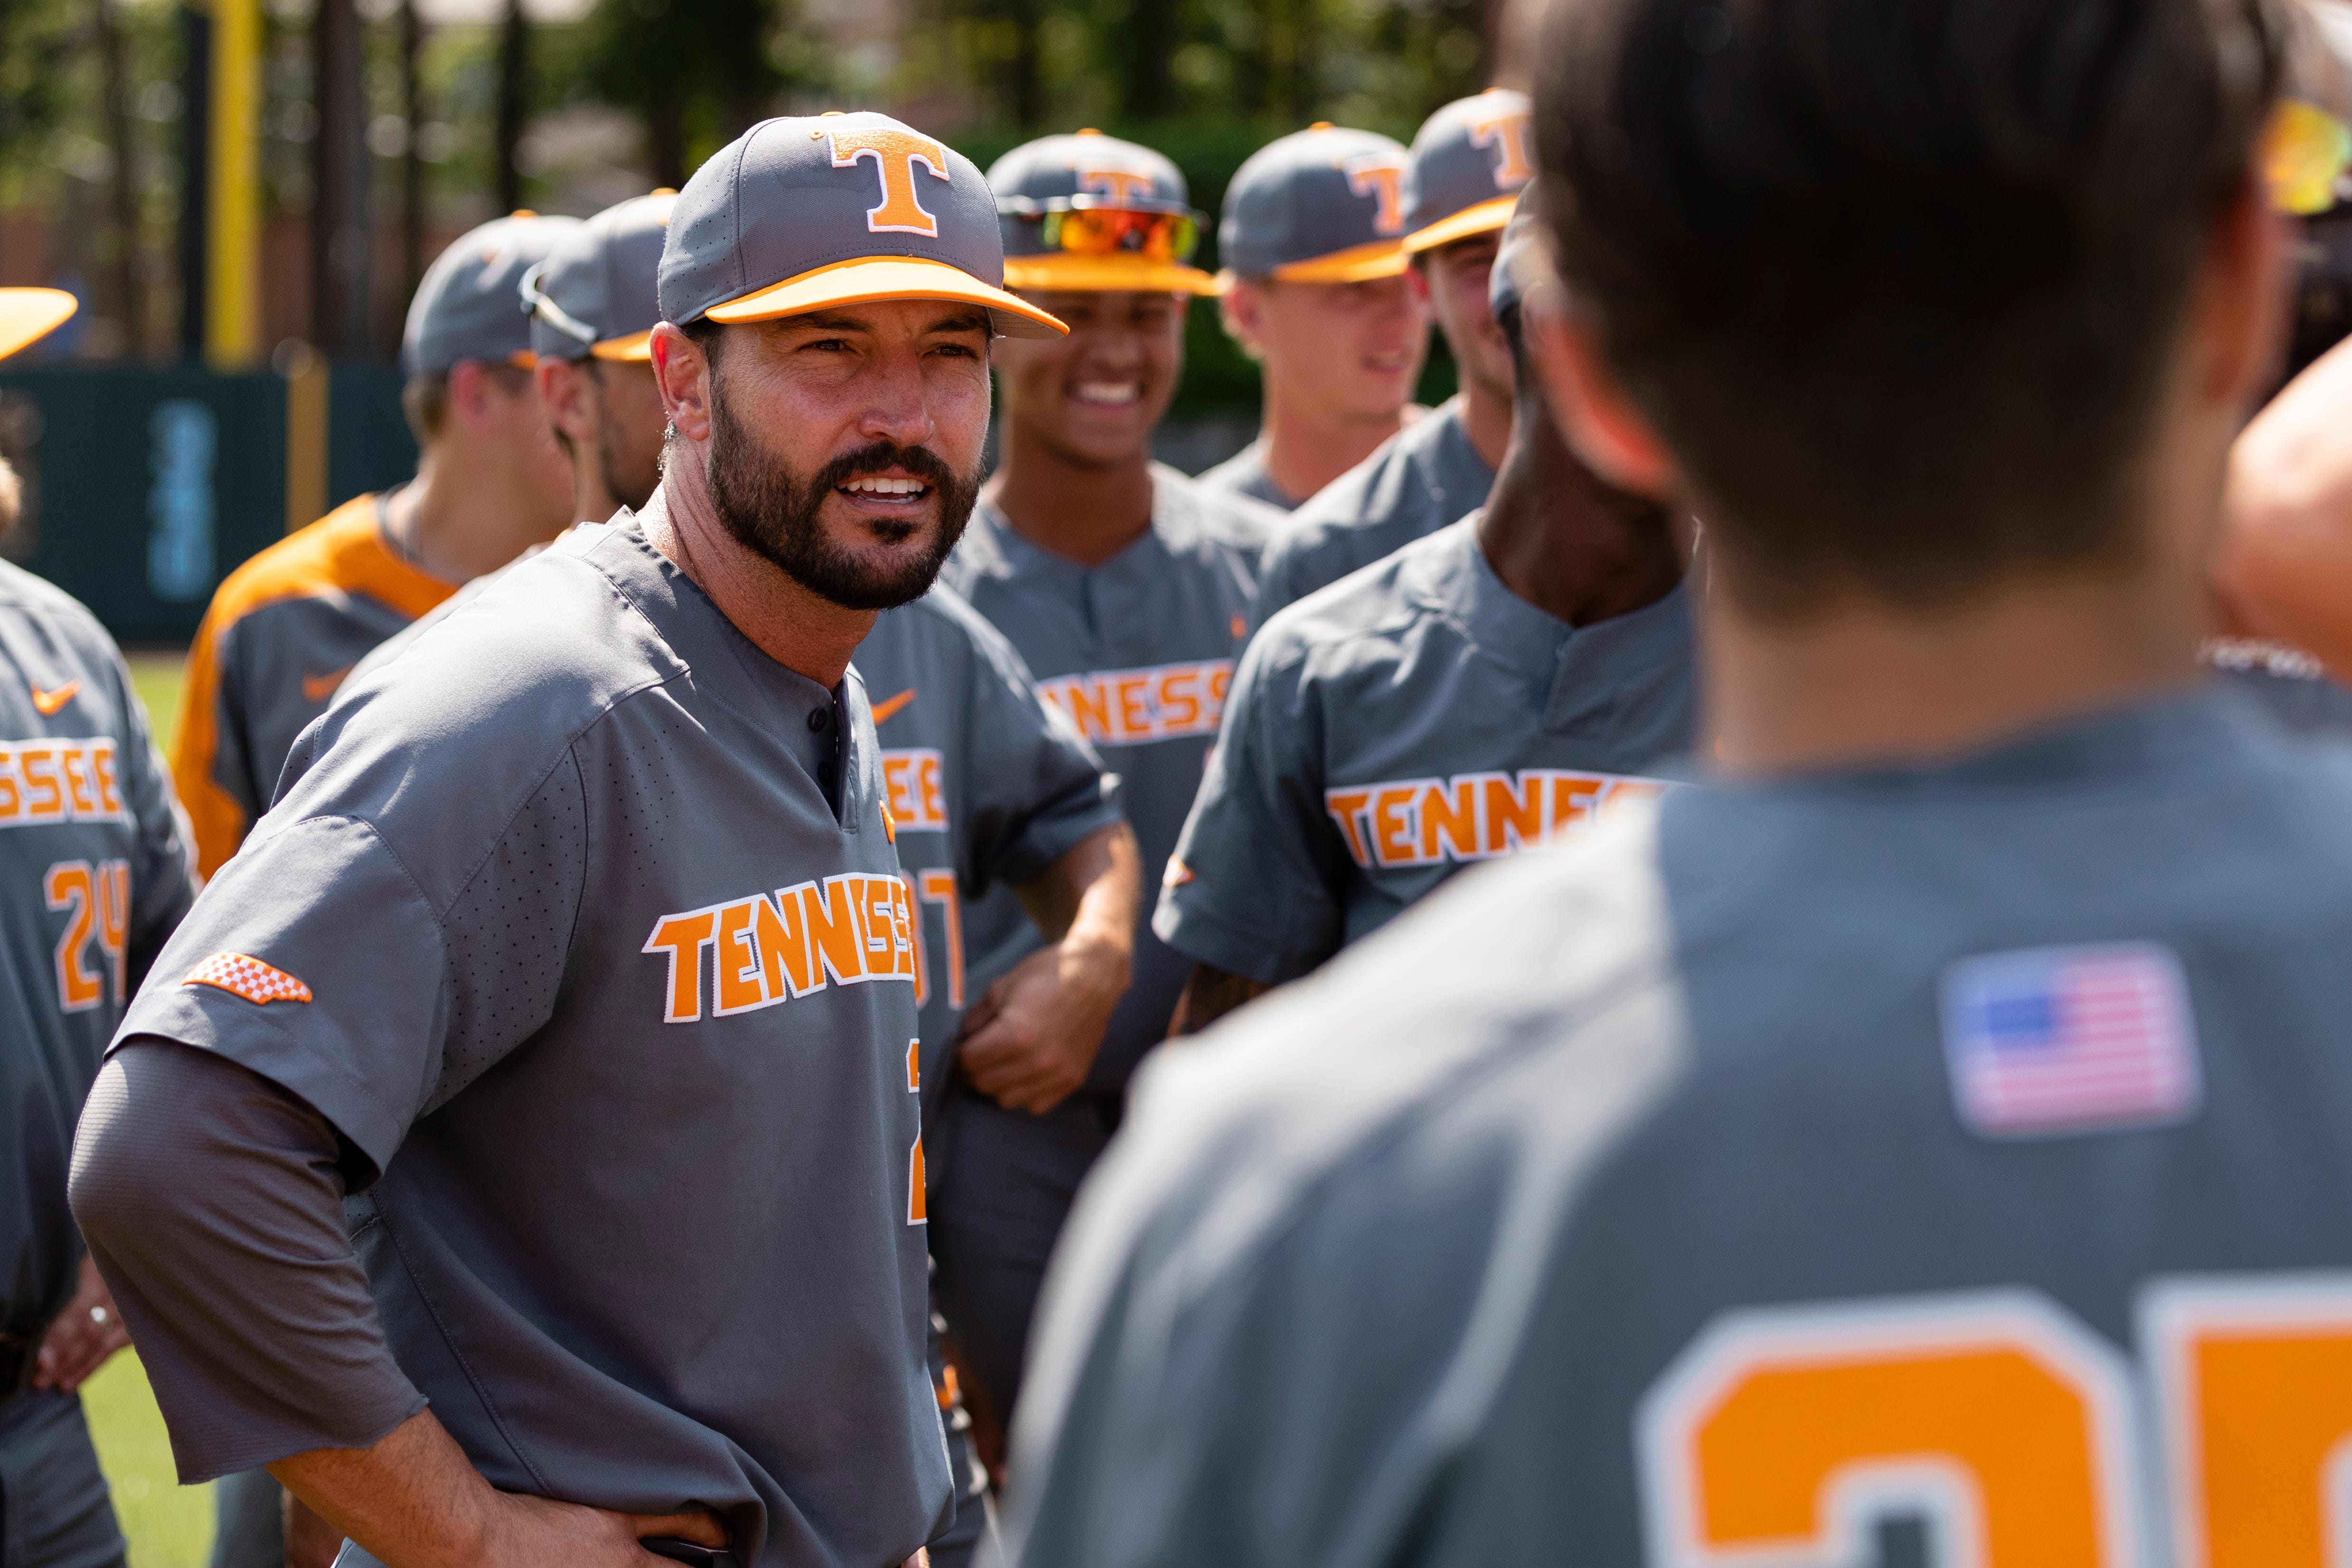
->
<box><xmin>69</xmin><ymin>113</ymin><xmax>1056</xmax><ymax>1568</ymax></box>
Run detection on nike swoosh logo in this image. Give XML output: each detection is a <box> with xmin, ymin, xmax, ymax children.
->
<box><xmin>869</xmin><ymin>688</ymin><xmax>917</xmax><ymax>726</ymax></box>
<box><xmin>302</xmin><ymin>666</ymin><xmax>353</xmax><ymax>703</ymax></box>
<box><xmin>30</xmin><ymin>681</ymin><xmax>78</xmax><ymax>716</ymax></box>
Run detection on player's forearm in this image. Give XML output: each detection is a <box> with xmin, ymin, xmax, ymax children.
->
<box><xmin>1017</xmin><ymin>821</ymin><xmax>1142</xmax><ymax>963</ymax></box>
<box><xmin>1166</xmin><ymin>963</ymin><xmax>1270</xmax><ymax>1037</ymax></box>
<box><xmin>69</xmin><ymin>1041</ymin><xmax>425</xmax><ymax>1476</ymax></box>
<box><xmin>270</xmin><ymin>1410</ymin><xmax>500</xmax><ymax>1568</ymax></box>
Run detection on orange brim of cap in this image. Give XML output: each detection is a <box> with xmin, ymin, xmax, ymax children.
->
<box><xmin>0</xmin><ymin>289</ymin><xmax>77</xmax><ymax>360</ymax></box>
<box><xmin>1268</xmin><ymin>238</ymin><xmax>1410</xmax><ymax>284</ymax></box>
<box><xmin>591</xmin><ymin>330</ymin><xmax>654</xmax><ymax>363</ymax></box>
<box><xmin>1402</xmin><ymin>195</ymin><xmax>1518</xmax><ymax>255</ymax></box>
<box><xmin>705</xmin><ymin>256</ymin><xmax>1067</xmax><ymax>338</ymax></box>
<box><xmin>1002</xmin><ymin>254</ymin><xmax>1220</xmax><ymax>297</ymax></box>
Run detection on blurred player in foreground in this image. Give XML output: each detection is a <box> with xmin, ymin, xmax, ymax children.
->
<box><xmin>930</xmin><ymin>130</ymin><xmax>1273</xmax><ymax>1433</ymax></box>
<box><xmin>1196</xmin><ymin>124</ymin><xmax>1431</xmax><ymax>511</ymax></box>
<box><xmin>1008</xmin><ymin>1</ymin><xmax>2352</xmax><ymax>1562</ymax></box>
<box><xmin>168</xmin><ymin>213</ymin><xmax>580</xmax><ymax>877</ymax></box>
<box><xmin>75</xmin><ymin>112</ymin><xmax>1066</xmax><ymax>1568</ymax></box>
<box><xmin>0</xmin><ymin>289</ymin><xmax>195</xmax><ymax>1568</ymax></box>
<box><xmin>1160</xmin><ymin>195</ymin><xmax>1695</xmax><ymax>1034</ymax></box>
<box><xmin>1250</xmin><ymin>89</ymin><xmax>1533</xmax><ymax>628</ymax></box>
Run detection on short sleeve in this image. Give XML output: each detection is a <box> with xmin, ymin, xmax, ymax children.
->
<box><xmin>1152</xmin><ymin>640</ymin><xmax>1347</xmax><ymax>985</ymax></box>
<box><xmin>113</xmin><ymin>749</ymin><xmax>587</xmax><ymax>1177</ymax></box>
<box><xmin>951</xmin><ymin>608</ymin><xmax>1123</xmax><ymax>895</ymax></box>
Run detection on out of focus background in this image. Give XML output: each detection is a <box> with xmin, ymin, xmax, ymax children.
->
<box><xmin>2</xmin><ymin>0</ymin><xmax>1508</xmax><ymax>1557</ymax></box>
<box><xmin>0</xmin><ymin>0</ymin><xmax>1517</xmax><ymax>649</ymax></box>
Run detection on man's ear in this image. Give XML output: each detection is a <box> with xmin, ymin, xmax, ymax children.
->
<box><xmin>535</xmin><ymin>358</ymin><xmax>596</xmax><ymax>444</ymax></box>
<box><xmin>1403</xmin><ymin>255</ymin><xmax>1435</xmax><ymax>306</ymax></box>
<box><xmin>1219</xmin><ymin>279</ymin><xmax>1266</xmax><ymax>359</ymax></box>
<box><xmin>1525</xmin><ymin>297</ymin><xmax>1679</xmax><ymax>500</ymax></box>
<box><xmin>651</xmin><ymin>322</ymin><xmax>713</xmax><ymax>444</ymax></box>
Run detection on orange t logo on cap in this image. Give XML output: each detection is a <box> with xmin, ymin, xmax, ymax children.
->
<box><xmin>1345</xmin><ymin>155</ymin><xmax>1408</xmax><ymax>236</ymax></box>
<box><xmin>1080</xmin><ymin>169</ymin><xmax>1156</xmax><ymax>205</ymax></box>
<box><xmin>828</xmin><ymin>125</ymin><xmax>952</xmax><ymax>237</ymax></box>
<box><xmin>1471</xmin><ymin>109</ymin><xmax>1535</xmax><ymax>187</ymax></box>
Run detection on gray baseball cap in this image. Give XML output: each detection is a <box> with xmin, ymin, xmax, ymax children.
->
<box><xmin>1402</xmin><ymin>89</ymin><xmax>1535</xmax><ymax>255</ymax></box>
<box><xmin>1218</xmin><ymin>123</ymin><xmax>1413</xmax><ymax>284</ymax></box>
<box><xmin>988</xmin><ymin>130</ymin><xmax>1216</xmax><ymax>295</ymax></box>
<box><xmin>660</xmin><ymin>111</ymin><xmax>1064</xmax><ymax>339</ymax></box>
<box><xmin>523</xmin><ymin>190</ymin><xmax>676</xmax><ymax>363</ymax></box>
<box><xmin>402</xmin><ymin>211</ymin><xmax>584</xmax><ymax>377</ymax></box>
<box><xmin>1488</xmin><ymin>189</ymin><xmax>1545</xmax><ymax>322</ymax></box>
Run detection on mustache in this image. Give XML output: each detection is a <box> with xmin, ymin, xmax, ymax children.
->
<box><xmin>813</xmin><ymin>440</ymin><xmax>962</xmax><ymax>498</ymax></box>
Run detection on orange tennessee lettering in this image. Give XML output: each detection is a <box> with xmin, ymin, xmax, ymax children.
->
<box><xmin>1345</xmin><ymin>155</ymin><xmax>1408</xmax><ymax>235</ymax></box>
<box><xmin>827</xmin><ymin>125</ymin><xmax>951</xmax><ymax>236</ymax></box>
<box><xmin>0</xmin><ymin>741</ymin><xmax>123</xmax><ymax>828</ymax></box>
<box><xmin>59</xmin><ymin>746</ymin><xmax>98</xmax><ymax>819</ymax></box>
<box><xmin>712</xmin><ymin>898</ymin><xmax>766</xmax><ymax>1015</ymax></box>
<box><xmin>1325</xmin><ymin>789</ymin><xmax>1375</xmax><ymax>867</ymax></box>
<box><xmin>754</xmin><ymin>887</ymin><xmax>819</xmax><ymax>999</ymax></box>
<box><xmin>881</xmin><ymin>748</ymin><xmax>949</xmax><ymax>831</ymax></box>
<box><xmin>1037</xmin><ymin>661</ymin><xmax>1233</xmax><ymax>745</ymax></box>
<box><xmin>803</xmin><ymin>875</ymin><xmax>869</xmax><ymax>985</ymax></box>
<box><xmin>19</xmin><ymin>745</ymin><xmax>62</xmax><ymax>821</ymax></box>
<box><xmin>1419</xmin><ymin>777</ymin><xmax>1477</xmax><ymax>862</ymax></box>
<box><xmin>1470</xmin><ymin>108</ymin><xmax>1535</xmax><ymax>186</ymax></box>
<box><xmin>642</xmin><ymin>909</ymin><xmax>718</xmax><ymax>1022</ymax></box>
<box><xmin>1370</xmin><ymin>785</ymin><xmax>1419</xmax><ymax>866</ymax></box>
<box><xmin>1482</xmin><ymin>771</ymin><xmax>1544</xmax><ymax>854</ymax></box>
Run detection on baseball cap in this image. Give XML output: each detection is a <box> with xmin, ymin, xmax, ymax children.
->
<box><xmin>989</xmin><ymin>130</ymin><xmax>1217</xmax><ymax>296</ymax></box>
<box><xmin>0</xmin><ymin>289</ymin><xmax>75</xmax><ymax>360</ymax></box>
<box><xmin>1402</xmin><ymin>89</ymin><xmax>1535</xmax><ymax>254</ymax></box>
<box><xmin>524</xmin><ymin>190</ymin><xmax>676</xmax><ymax>363</ymax></box>
<box><xmin>403</xmin><ymin>211</ymin><xmax>585</xmax><ymax>377</ymax></box>
<box><xmin>1218</xmin><ymin>123</ymin><xmax>1413</xmax><ymax>284</ymax></box>
<box><xmin>1488</xmin><ymin>189</ymin><xmax>1545</xmax><ymax>323</ymax></box>
<box><xmin>661</xmin><ymin>111</ymin><xmax>1064</xmax><ymax>339</ymax></box>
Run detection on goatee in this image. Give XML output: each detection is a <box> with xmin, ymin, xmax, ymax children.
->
<box><xmin>704</xmin><ymin>387</ymin><xmax>979</xmax><ymax>612</ymax></box>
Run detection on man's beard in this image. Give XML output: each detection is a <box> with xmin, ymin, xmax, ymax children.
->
<box><xmin>704</xmin><ymin>385</ymin><xmax>979</xmax><ymax>612</ymax></box>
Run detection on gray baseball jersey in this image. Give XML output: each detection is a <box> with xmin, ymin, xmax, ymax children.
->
<box><xmin>113</xmin><ymin>520</ymin><xmax>947</xmax><ymax>1567</ymax></box>
<box><xmin>1158</xmin><ymin>518</ymin><xmax>1692</xmax><ymax>985</ymax></box>
<box><xmin>939</xmin><ymin>466</ymin><xmax>1263</xmax><ymax>1092</ymax></box>
<box><xmin>851</xmin><ymin>586</ymin><xmax>1124</xmax><ymax>1124</ymax></box>
<box><xmin>1196</xmin><ymin>439</ymin><xmax>1299</xmax><ymax>513</ymax></box>
<box><xmin>2206</xmin><ymin>638</ymin><xmax>2352</xmax><ymax>739</ymax></box>
<box><xmin>0</xmin><ymin>557</ymin><xmax>194</xmax><ymax>1347</ymax></box>
<box><xmin>1012</xmin><ymin>688</ymin><xmax>2352</xmax><ymax>1568</ymax></box>
<box><xmin>1249</xmin><ymin>397</ymin><xmax>1495</xmax><ymax>632</ymax></box>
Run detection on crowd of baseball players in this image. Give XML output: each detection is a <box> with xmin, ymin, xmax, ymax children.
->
<box><xmin>5</xmin><ymin>0</ymin><xmax>2352</xmax><ymax>1560</ymax></box>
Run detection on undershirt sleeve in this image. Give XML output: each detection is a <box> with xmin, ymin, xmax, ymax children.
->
<box><xmin>70</xmin><ymin>1039</ymin><xmax>425</xmax><ymax>1482</ymax></box>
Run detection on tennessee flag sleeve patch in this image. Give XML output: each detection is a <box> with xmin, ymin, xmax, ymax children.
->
<box><xmin>183</xmin><ymin>953</ymin><xmax>314</xmax><ymax>1005</ymax></box>
<box><xmin>1940</xmin><ymin>941</ymin><xmax>2200</xmax><ymax>1139</ymax></box>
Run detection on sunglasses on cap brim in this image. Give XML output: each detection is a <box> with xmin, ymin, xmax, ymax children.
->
<box><xmin>998</xmin><ymin>195</ymin><xmax>1205</xmax><ymax>267</ymax></box>
<box><xmin>2268</xmin><ymin>97</ymin><xmax>2352</xmax><ymax>216</ymax></box>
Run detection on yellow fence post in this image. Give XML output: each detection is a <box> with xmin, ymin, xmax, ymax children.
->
<box><xmin>206</xmin><ymin>0</ymin><xmax>261</xmax><ymax>367</ymax></box>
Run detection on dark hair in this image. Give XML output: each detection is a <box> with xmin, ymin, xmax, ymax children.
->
<box><xmin>1535</xmin><ymin>0</ymin><xmax>2291</xmax><ymax>616</ymax></box>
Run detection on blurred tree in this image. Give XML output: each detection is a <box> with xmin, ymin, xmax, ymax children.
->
<box><xmin>94</xmin><ymin>0</ymin><xmax>144</xmax><ymax>348</ymax></box>
<box><xmin>496</xmin><ymin>0</ymin><xmax>526</xmax><ymax>210</ymax></box>
<box><xmin>581</xmin><ymin>0</ymin><xmax>784</xmax><ymax>189</ymax></box>
<box><xmin>0</xmin><ymin>0</ymin><xmax>82</xmax><ymax>179</ymax></box>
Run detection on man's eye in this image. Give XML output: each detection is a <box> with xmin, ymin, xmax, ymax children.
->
<box><xmin>803</xmin><ymin>338</ymin><xmax>852</xmax><ymax>352</ymax></box>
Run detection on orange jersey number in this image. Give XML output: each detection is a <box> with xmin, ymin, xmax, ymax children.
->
<box><xmin>45</xmin><ymin>858</ymin><xmax>129</xmax><ymax>1013</ymax></box>
<box><xmin>1642</xmin><ymin>1279</ymin><xmax>2352</xmax><ymax>1568</ymax></box>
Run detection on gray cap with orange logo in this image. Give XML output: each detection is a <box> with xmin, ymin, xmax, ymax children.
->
<box><xmin>660</xmin><ymin>110</ymin><xmax>1066</xmax><ymax>339</ymax></box>
<box><xmin>1402</xmin><ymin>89</ymin><xmax>1535</xmax><ymax>255</ymax></box>
<box><xmin>1217</xmin><ymin>123</ymin><xmax>1413</xmax><ymax>284</ymax></box>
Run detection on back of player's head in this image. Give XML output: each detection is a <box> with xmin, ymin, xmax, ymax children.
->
<box><xmin>1533</xmin><ymin>0</ymin><xmax>2294</xmax><ymax>613</ymax></box>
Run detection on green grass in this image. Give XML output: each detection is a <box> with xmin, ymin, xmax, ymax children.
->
<box><xmin>84</xmin><ymin>1354</ymin><xmax>214</xmax><ymax>1568</ymax></box>
<box><xmin>97</xmin><ymin>652</ymin><xmax>219</xmax><ymax>1567</ymax></box>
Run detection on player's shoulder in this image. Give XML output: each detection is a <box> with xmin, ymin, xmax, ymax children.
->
<box><xmin>1284</xmin><ymin>397</ymin><xmax>1468</xmax><ymax>537</ymax></box>
<box><xmin>201</xmin><ymin>493</ymin><xmax>414</xmax><ymax>635</ymax></box>
<box><xmin>1151</xmin><ymin>463</ymin><xmax>1285</xmax><ymax>561</ymax></box>
<box><xmin>0</xmin><ymin>556</ymin><xmax>120</xmax><ymax>652</ymax></box>
<box><xmin>1245</xmin><ymin>519</ymin><xmax>1474</xmax><ymax>678</ymax></box>
<box><xmin>1029</xmin><ymin>801</ymin><xmax>1688</xmax><ymax>1411</ymax></box>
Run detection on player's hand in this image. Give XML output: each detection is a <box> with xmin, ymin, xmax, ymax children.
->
<box><xmin>284</xmin><ymin>1490</ymin><xmax>345</xmax><ymax>1568</ymax></box>
<box><xmin>32</xmin><ymin>1256</ymin><xmax>132</xmax><ymax>1393</ymax></box>
<box><xmin>956</xmin><ymin>932</ymin><xmax>1128</xmax><ymax>1115</ymax></box>
<box><xmin>472</xmin><ymin>1491</ymin><xmax>730</xmax><ymax>1568</ymax></box>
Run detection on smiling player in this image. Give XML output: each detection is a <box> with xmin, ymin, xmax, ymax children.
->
<box><xmin>1251</xmin><ymin>89</ymin><xmax>1536</xmax><ymax>629</ymax></box>
<box><xmin>927</xmin><ymin>131</ymin><xmax>1279</xmax><ymax>1433</ymax></box>
<box><xmin>1197</xmin><ymin>124</ymin><xmax>1434</xmax><ymax>512</ymax></box>
<box><xmin>76</xmin><ymin>112</ymin><xmax>1060</xmax><ymax>1568</ymax></box>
